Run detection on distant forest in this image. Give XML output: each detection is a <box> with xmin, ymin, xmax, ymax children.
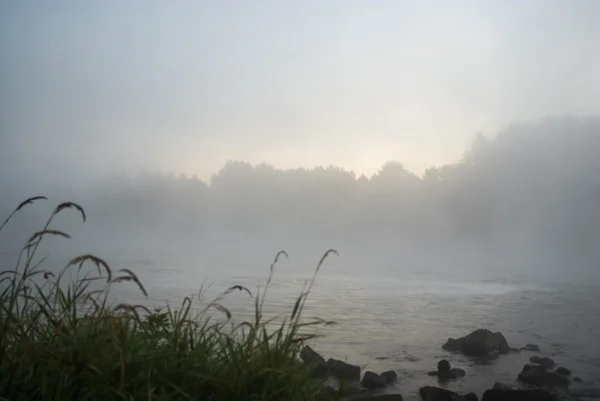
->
<box><xmin>2</xmin><ymin>117</ymin><xmax>599</xmax><ymax>269</ymax></box>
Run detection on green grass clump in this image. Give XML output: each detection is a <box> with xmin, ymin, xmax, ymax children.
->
<box><xmin>0</xmin><ymin>196</ymin><xmax>339</xmax><ymax>401</ymax></box>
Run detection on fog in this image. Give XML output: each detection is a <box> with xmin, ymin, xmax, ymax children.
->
<box><xmin>1</xmin><ymin>117</ymin><xmax>599</xmax><ymax>284</ymax></box>
<box><xmin>1</xmin><ymin>2</ymin><xmax>600</xmax><ymax>284</ymax></box>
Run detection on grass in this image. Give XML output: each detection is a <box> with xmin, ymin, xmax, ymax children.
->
<box><xmin>0</xmin><ymin>196</ymin><xmax>340</xmax><ymax>401</ymax></box>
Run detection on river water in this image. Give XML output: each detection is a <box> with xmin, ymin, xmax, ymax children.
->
<box><xmin>2</xmin><ymin>247</ymin><xmax>599</xmax><ymax>400</ymax></box>
<box><xmin>94</xmin><ymin>253</ymin><xmax>600</xmax><ymax>401</ymax></box>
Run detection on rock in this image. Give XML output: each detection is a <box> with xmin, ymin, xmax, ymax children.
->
<box><xmin>482</xmin><ymin>389</ymin><xmax>557</xmax><ymax>401</ymax></box>
<box><xmin>437</xmin><ymin>359</ymin><xmax>451</xmax><ymax>372</ymax></box>
<box><xmin>492</xmin><ymin>382</ymin><xmax>513</xmax><ymax>391</ymax></box>
<box><xmin>381</xmin><ymin>370</ymin><xmax>398</xmax><ymax>384</ymax></box>
<box><xmin>327</xmin><ymin>358</ymin><xmax>361</xmax><ymax>381</ymax></box>
<box><xmin>530</xmin><ymin>355</ymin><xmax>543</xmax><ymax>364</ymax></box>
<box><xmin>361</xmin><ymin>371</ymin><xmax>387</xmax><ymax>390</ymax></box>
<box><xmin>419</xmin><ymin>386</ymin><xmax>478</xmax><ymax>401</ymax></box>
<box><xmin>428</xmin><ymin>371</ymin><xmax>439</xmax><ymax>377</ymax></box>
<box><xmin>300</xmin><ymin>345</ymin><xmax>326</xmax><ymax>364</ymax></box>
<box><xmin>522</xmin><ymin>343</ymin><xmax>541</xmax><ymax>352</ymax></box>
<box><xmin>450</xmin><ymin>368</ymin><xmax>466</xmax><ymax>378</ymax></box>
<box><xmin>523</xmin><ymin>363</ymin><xmax>544</xmax><ymax>372</ymax></box>
<box><xmin>517</xmin><ymin>364</ymin><xmax>570</xmax><ymax>387</ymax></box>
<box><xmin>299</xmin><ymin>345</ymin><xmax>328</xmax><ymax>378</ymax></box>
<box><xmin>442</xmin><ymin>329</ymin><xmax>510</xmax><ymax>357</ymax></box>
<box><xmin>573</xmin><ymin>376</ymin><xmax>582</xmax><ymax>382</ymax></box>
<box><xmin>310</xmin><ymin>361</ymin><xmax>329</xmax><ymax>378</ymax></box>
<box><xmin>349</xmin><ymin>395</ymin><xmax>404</xmax><ymax>401</ymax></box>
<box><xmin>554</xmin><ymin>367</ymin><xmax>571</xmax><ymax>376</ymax></box>
<box><xmin>539</xmin><ymin>357</ymin><xmax>555</xmax><ymax>370</ymax></box>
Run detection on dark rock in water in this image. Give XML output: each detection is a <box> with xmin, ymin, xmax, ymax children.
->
<box><xmin>299</xmin><ymin>345</ymin><xmax>328</xmax><ymax>378</ymax></box>
<box><xmin>311</xmin><ymin>361</ymin><xmax>329</xmax><ymax>378</ymax></box>
<box><xmin>523</xmin><ymin>363</ymin><xmax>545</xmax><ymax>372</ymax></box>
<box><xmin>492</xmin><ymin>382</ymin><xmax>513</xmax><ymax>391</ymax></box>
<box><xmin>381</xmin><ymin>370</ymin><xmax>398</xmax><ymax>384</ymax></box>
<box><xmin>522</xmin><ymin>343</ymin><xmax>541</xmax><ymax>352</ymax></box>
<box><xmin>442</xmin><ymin>329</ymin><xmax>510</xmax><ymax>357</ymax></box>
<box><xmin>327</xmin><ymin>358</ymin><xmax>361</xmax><ymax>381</ymax></box>
<box><xmin>517</xmin><ymin>364</ymin><xmax>570</xmax><ymax>387</ymax></box>
<box><xmin>300</xmin><ymin>345</ymin><xmax>326</xmax><ymax>364</ymax></box>
<box><xmin>573</xmin><ymin>376</ymin><xmax>582</xmax><ymax>382</ymax></box>
<box><xmin>375</xmin><ymin>356</ymin><xmax>388</xmax><ymax>360</ymax></box>
<box><xmin>482</xmin><ymin>389</ymin><xmax>557</xmax><ymax>401</ymax></box>
<box><xmin>554</xmin><ymin>367</ymin><xmax>571</xmax><ymax>376</ymax></box>
<box><xmin>438</xmin><ymin>359</ymin><xmax>451</xmax><ymax>372</ymax></box>
<box><xmin>350</xmin><ymin>395</ymin><xmax>404</xmax><ymax>401</ymax></box>
<box><xmin>361</xmin><ymin>371</ymin><xmax>387</xmax><ymax>389</ymax></box>
<box><xmin>429</xmin><ymin>368</ymin><xmax>466</xmax><ymax>381</ymax></box>
<box><xmin>530</xmin><ymin>355</ymin><xmax>543</xmax><ymax>364</ymax></box>
<box><xmin>539</xmin><ymin>357</ymin><xmax>556</xmax><ymax>370</ymax></box>
<box><xmin>419</xmin><ymin>386</ymin><xmax>478</xmax><ymax>401</ymax></box>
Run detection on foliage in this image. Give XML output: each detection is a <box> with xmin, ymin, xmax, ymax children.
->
<box><xmin>0</xmin><ymin>197</ymin><xmax>339</xmax><ymax>401</ymax></box>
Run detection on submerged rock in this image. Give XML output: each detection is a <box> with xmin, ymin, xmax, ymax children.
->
<box><xmin>327</xmin><ymin>358</ymin><xmax>361</xmax><ymax>381</ymax></box>
<box><xmin>517</xmin><ymin>364</ymin><xmax>570</xmax><ymax>387</ymax></box>
<box><xmin>482</xmin><ymin>389</ymin><xmax>556</xmax><ymax>401</ymax></box>
<box><xmin>522</xmin><ymin>343</ymin><xmax>541</xmax><ymax>352</ymax></box>
<box><xmin>420</xmin><ymin>386</ymin><xmax>477</xmax><ymax>401</ymax></box>
<box><xmin>442</xmin><ymin>329</ymin><xmax>510</xmax><ymax>357</ymax></box>
<box><xmin>361</xmin><ymin>371</ymin><xmax>387</xmax><ymax>390</ymax></box>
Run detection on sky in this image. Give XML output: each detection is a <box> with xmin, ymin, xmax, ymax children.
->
<box><xmin>1</xmin><ymin>1</ymin><xmax>599</xmax><ymax>184</ymax></box>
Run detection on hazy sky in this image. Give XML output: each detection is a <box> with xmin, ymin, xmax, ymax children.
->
<box><xmin>1</xmin><ymin>1</ymin><xmax>599</xmax><ymax>182</ymax></box>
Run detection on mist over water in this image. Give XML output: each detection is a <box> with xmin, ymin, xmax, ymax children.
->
<box><xmin>2</xmin><ymin>2</ymin><xmax>600</xmax><ymax>399</ymax></box>
<box><xmin>2</xmin><ymin>117</ymin><xmax>600</xmax><ymax>399</ymax></box>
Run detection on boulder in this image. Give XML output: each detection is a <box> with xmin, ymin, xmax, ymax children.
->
<box><xmin>361</xmin><ymin>371</ymin><xmax>387</xmax><ymax>390</ymax></box>
<box><xmin>481</xmin><ymin>389</ymin><xmax>557</xmax><ymax>401</ymax></box>
<box><xmin>442</xmin><ymin>329</ymin><xmax>510</xmax><ymax>357</ymax></box>
<box><xmin>327</xmin><ymin>358</ymin><xmax>361</xmax><ymax>381</ymax></box>
<box><xmin>522</xmin><ymin>343</ymin><xmax>541</xmax><ymax>352</ymax></box>
<box><xmin>517</xmin><ymin>364</ymin><xmax>570</xmax><ymax>387</ymax></box>
<box><xmin>573</xmin><ymin>376</ymin><xmax>582</xmax><ymax>382</ymax></box>
<box><xmin>381</xmin><ymin>370</ymin><xmax>398</xmax><ymax>384</ymax></box>
<box><xmin>554</xmin><ymin>367</ymin><xmax>571</xmax><ymax>376</ymax></box>
<box><xmin>450</xmin><ymin>368</ymin><xmax>466</xmax><ymax>378</ymax></box>
<box><xmin>419</xmin><ymin>386</ymin><xmax>478</xmax><ymax>401</ymax></box>
<box><xmin>437</xmin><ymin>359</ymin><xmax>451</xmax><ymax>372</ymax></box>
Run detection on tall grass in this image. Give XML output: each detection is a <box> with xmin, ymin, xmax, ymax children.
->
<box><xmin>0</xmin><ymin>196</ymin><xmax>339</xmax><ymax>401</ymax></box>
